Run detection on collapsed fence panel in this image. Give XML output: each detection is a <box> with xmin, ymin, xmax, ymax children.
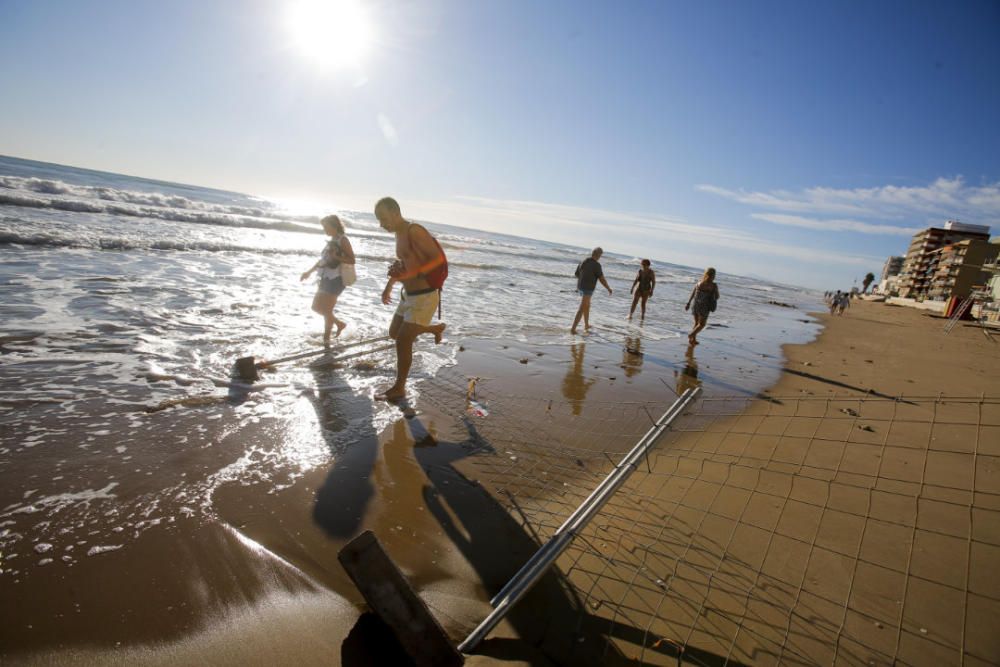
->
<box><xmin>417</xmin><ymin>370</ymin><xmax>1000</xmax><ymax>666</ymax></box>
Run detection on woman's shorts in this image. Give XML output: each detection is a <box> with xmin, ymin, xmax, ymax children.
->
<box><xmin>318</xmin><ymin>276</ymin><xmax>345</xmax><ymax>296</ymax></box>
<box><xmin>578</xmin><ymin>288</ymin><xmax>595</xmax><ymax>297</ymax></box>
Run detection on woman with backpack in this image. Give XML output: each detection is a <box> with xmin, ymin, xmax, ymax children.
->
<box><xmin>685</xmin><ymin>267</ymin><xmax>719</xmax><ymax>346</ymax></box>
<box><xmin>300</xmin><ymin>214</ymin><xmax>356</xmax><ymax>346</ymax></box>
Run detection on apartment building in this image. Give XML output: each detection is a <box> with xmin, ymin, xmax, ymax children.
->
<box><xmin>925</xmin><ymin>239</ymin><xmax>1000</xmax><ymax>301</ymax></box>
<box><xmin>878</xmin><ymin>255</ymin><xmax>904</xmax><ymax>294</ymax></box>
<box><xmin>896</xmin><ymin>220</ymin><xmax>991</xmax><ymax>299</ymax></box>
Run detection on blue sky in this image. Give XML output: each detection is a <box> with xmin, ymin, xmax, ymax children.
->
<box><xmin>2</xmin><ymin>0</ymin><xmax>998</xmax><ymax>289</ymax></box>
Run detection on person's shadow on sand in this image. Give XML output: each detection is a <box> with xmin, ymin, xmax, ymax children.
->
<box><xmin>306</xmin><ymin>360</ymin><xmax>381</xmax><ymax>539</ymax></box>
<box><xmin>374</xmin><ymin>414</ymin><xmax>754</xmax><ymax>667</ymax></box>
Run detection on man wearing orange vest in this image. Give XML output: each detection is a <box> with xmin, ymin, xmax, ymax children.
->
<box><xmin>375</xmin><ymin>196</ymin><xmax>448</xmax><ymax>400</ymax></box>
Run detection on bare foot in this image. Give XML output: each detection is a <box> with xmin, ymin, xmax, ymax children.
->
<box><xmin>430</xmin><ymin>323</ymin><xmax>446</xmax><ymax>344</ymax></box>
<box><xmin>570</xmin><ymin>328</ymin><xmax>577</xmax><ymax>335</ymax></box>
<box><xmin>376</xmin><ymin>386</ymin><xmax>406</xmax><ymax>401</ymax></box>
<box><xmin>335</xmin><ymin>321</ymin><xmax>347</xmax><ymax>337</ymax></box>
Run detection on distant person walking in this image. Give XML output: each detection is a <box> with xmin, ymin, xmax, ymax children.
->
<box><xmin>685</xmin><ymin>267</ymin><xmax>719</xmax><ymax>345</ymax></box>
<box><xmin>571</xmin><ymin>247</ymin><xmax>612</xmax><ymax>334</ymax></box>
<box><xmin>300</xmin><ymin>214</ymin><xmax>355</xmax><ymax>346</ymax></box>
<box><xmin>374</xmin><ymin>197</ymin><xmax>447</xmax><ymax>400</ymax></box>
<box><xmin>836</xmin><ymin>291</ymin><xmax>850</xmax><ymax>315</ymax></box>
<box><xmin>628</xmin><ymin>259</ymin><xmax>655</xmax><ymax>320</ymax></box>
<box><xmin>829</xmin><ymin>290</ymin><xmax>842</xmax><ymax>315</ymax></box>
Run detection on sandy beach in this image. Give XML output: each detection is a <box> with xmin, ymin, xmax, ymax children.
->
<box><xmin>3</xmin><ymin>298</ymin><xmax>998</xmax><ymax>666</ymax></box>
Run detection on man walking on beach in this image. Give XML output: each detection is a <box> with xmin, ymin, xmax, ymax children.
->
<box><xmin>572</xmin><ymin>247</ymin><xmax>612</xmax><ymax>334</ymax></box>
<box><xmin>375</xmin><ymin>197</ymin><xmax>447</xmax><ymax>400</ymax></box>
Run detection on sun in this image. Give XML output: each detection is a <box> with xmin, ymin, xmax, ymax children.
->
<box><xmin>286</xmin><ymin>0</ymin><xmax>373</xmax><ymax>71</ymax></box>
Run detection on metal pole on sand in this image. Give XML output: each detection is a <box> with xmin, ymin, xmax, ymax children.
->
<box><xmin>235</xmin><ymin>336</ymin><xmax>391</xmax><ymax>381</ymax></box>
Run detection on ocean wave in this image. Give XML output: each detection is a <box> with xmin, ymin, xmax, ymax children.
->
<box><xmin>0</xmin><ymin>230</ymin><xmax>311</xmax><ymax>256</ymax></box>
<box><xmin>0</xmin><ymin>175</ymin><xmax>314</xmax><ymax>221</ymax></box>
<box><xmin>0</xmin><ymin>191</ymin><xmax>327</xmax><ymax>236</ymax></box>
<box><xmin>0</xmin><ymin>231</ymin><xmax>407</xmax><ymax>266</ymax></box>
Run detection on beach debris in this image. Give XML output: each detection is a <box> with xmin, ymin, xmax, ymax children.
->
<box><xmin>337</xmin><ymin>531</ymin><xmax>462</xmax><ymax>666</ymax></box>
<box><xmin>86</xmin><ymin>544</ymin><xmax>122</xmax><ymax>557</ymax></box>
<box><xmin>919</xmin><ymin>628</ymin><xmax>928</xmax><ymax>635</ymax></box>
<box><xmin>536</xmin><ymin>351</ymin><xmax>544</xmax><ymax>356</ymax></box>
<box><xmin>144</xmin><ymin>394</ymin><xmax>227</xmax><ymax>413</ymax></box>
<box><xmin>609</xmin><ymin>376</ymin><xmax>616</xmax><ymax>381</ymax></box>
<box><xmin>467</xmin><ymin>400</ymin><xmax>489</xmax><ymax>418</ymax></box>
<box><xmin>858</xmin><ymin>424</ymin><xmax>875</xmax><ymax>432</ymax></box>
<box><xmin>802</xmin><ymin>361</ymin><xmax>811</xmax><ymax>366</ymax></box>
<box><xmin>768</xmin><ymin>300</ymin><xmax>796</xmax><ymax>308</ymax></box>
<box><xmin>458</xmin><ymin>345</ymin><xmax>465</xmax><ymax>352</ymax></box>
<box><xmin>840</xmin><ymin>408</ymin><xmax>859</xmax><ymax>416</ymax></box>
<box><xmin>519</xmin><ymin>358</ymin><xmax>529</xmax><ymax>364</ymax></box>
<box><xmin>651</xmin><ymin>638</ymin><xmax>682</xmax><ymax>651</ymax></box>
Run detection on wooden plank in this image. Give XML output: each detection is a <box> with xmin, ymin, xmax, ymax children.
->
<box><xmin>338</xmin><ymin>530</ymin><xmax>463</xmax><ymax>667</ymax></box>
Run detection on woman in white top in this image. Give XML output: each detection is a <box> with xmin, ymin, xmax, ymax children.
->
<box><xmin>300</xmin><ymin>215</ymin><xmax>355</xmax><ymax>346</ymax></box>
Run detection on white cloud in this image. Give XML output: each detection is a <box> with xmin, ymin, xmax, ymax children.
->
<box><xmin>698</xmin><ymin>177</ymin><xmax>1000</xmax><ymax>225</ymax></box>
<box><xmin>750</xmin><ymin>213</ymin><xmax>920</xmax><ymax>236</ymax></box>
<box><xmin>407</xmin><ymin>195</ymin><xmax>877</xmax><ymax>268</ymax></box>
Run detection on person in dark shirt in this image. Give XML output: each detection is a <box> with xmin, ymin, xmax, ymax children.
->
<box><xmin>571</xmin><ymin>247</ymin><xmax>612</xmax><ymax>334</ymax></box>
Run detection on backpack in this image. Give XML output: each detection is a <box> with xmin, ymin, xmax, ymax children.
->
<box><xmin>407</xmin><ymin>225</ymin><xmax>448</xmax><ymax>289</ymax></box>
<box><xmin>408</xmin><ymin>224</ymin><xmax>448</xmax><ymax>319</ymax></box>
<box><xmin>425</xmin><ymin>236</ymin><xmax>448</xmax><ymax>289</ymax></box>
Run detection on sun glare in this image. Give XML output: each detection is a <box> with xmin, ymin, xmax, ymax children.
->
<box><xmin>286</xmin><ymin>0</ymin><xmax>373</xmax><ymax>70</ymax></box>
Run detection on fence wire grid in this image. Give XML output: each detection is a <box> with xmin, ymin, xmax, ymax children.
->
<box><xmin>419</xmin><ymin>369</ymin><xmax>1000</xmax><ymax>667</ymax></box>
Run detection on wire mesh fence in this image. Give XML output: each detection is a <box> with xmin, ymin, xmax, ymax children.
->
<box><xmin>419</xmin><ymin>368</ymin><xmax>1000</xmax><ymax>666</ymax></box>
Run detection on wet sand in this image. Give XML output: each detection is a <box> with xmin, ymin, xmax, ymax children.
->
<box><xmin>5</xmin><ymin>300</ymin><xmax>996</xmax><ymax>665</ymax></box>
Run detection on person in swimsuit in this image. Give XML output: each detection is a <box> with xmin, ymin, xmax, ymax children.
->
<box><xmin>375</xmin><ymin>197</ymin><xmax>447</xmax><ymax>400</ymax></box>
<box><xmin>300</xmin><ymin>215</ymin><xmax>355</xmax><ymax>346</ymax></box>
<box><xmin>628</xmin><ymin>259</ymin><xmax>655</xmax><ymax>320</ymax></box>
<box><xmin>685</xmin><ymin>267</ymin><xmax>720</xmax><ymax>345</ymax></box>
<box><xmin>571</xmin><ymin>247</ymin><xmax>612</xmax><ymax>334</ymax></box>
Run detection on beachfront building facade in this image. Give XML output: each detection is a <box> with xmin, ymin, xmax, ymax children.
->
<box><xmin>878</xmin><ymin>255</ymin><xmax>904</xmax><ymax>294</ymax></box>
<box><xmin>896</xmin><ymin>220</ymin><xmax>991</xmax><ymax>300</ymax></box>
<box><xmin>984</xmin><ymin>241</ymin><xmax>1000</xmax><ymax>322</ymax></box>
<box><xmin>925</xmin><ymin>239</ymin><xmax>1000</xmax><ymax>301</ymax></box>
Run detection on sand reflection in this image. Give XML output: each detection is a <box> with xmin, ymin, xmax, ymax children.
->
<box><xmin>561</xmin><ymin>342</ymin><xmax>596</xmax><ymax>416</ymax></box>
<box><xmin>674</xmin><ymin>343</ymin><xmax>701</xmax><ymax>395</ymax></box>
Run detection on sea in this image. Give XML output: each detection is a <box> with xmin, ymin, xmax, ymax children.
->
<box><xmin>0</xmin><ymin>154</ymin><xmax>821</xmax><ymax>582</ymax></box>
